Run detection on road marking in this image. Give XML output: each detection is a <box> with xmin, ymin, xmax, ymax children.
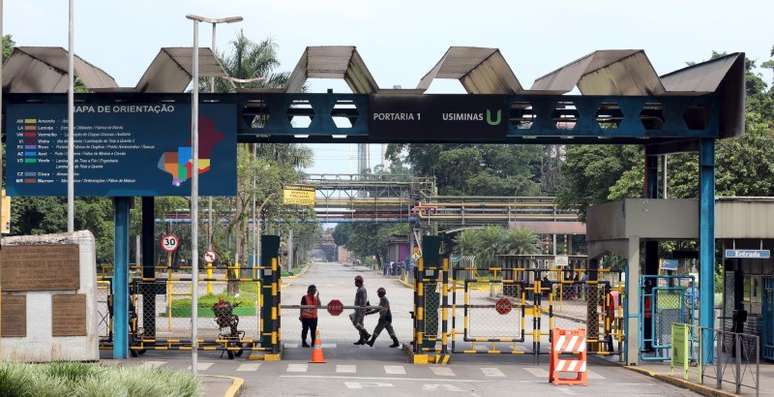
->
<box><xmin>555</xmin><ymin>387</ymin><xmax>577</xmax><ymax>395</ymax></box>
<box><xmin>287</xmin><ymin>363</ymin><xmax>308</xmax><ymax>373</ymax></box>
<box><xmin>383</xmin><ymin>365</ymin><xmax>406</xmax><ymax>375</ymax></box>
<box><xmin>236</xmin><ymin>363</ymin><xmax>261</xmax><ymax>372</ymax></box>
<box><xmin>186</xmin><ymin>362</ymin><xmax>213</xmax><ymax>371</ymax></box>
<box><xmin>481</xmin><ymin>367</ymin><xmax>505</xmax><ymax>377</ymax></box>
<box><xmin>283</xmin><ymin>343</ymin><xmax>299</xmax><ymax>349</ymax></box>
<box><xmin>322</xmin><ymin>343</ymin><xmax>337</xmax><ymax>349</ymax></box>
<box><xmin>280</xmin><ymin>375</ymin><xmax>486</xmax><ymax>383</ymax></box>
<box><xmin>336</xmin><ymin>365</ymin><xmax>357</xmax><ymax>374</ymax></box>
<box><xmin>429</xmin><ymin>366</ymin><xmax>455</xmax><ymax>376</ymax></box>
<box><xmin>141</xmin><ymin>361</ymin><xmax>166</xmax><ymax>369</ymax></box>
<box><xmin>423</xmin><ymin>384</ymin><xmax>464</xmax><ymax>392</ymax></box>
<box><xmin>524</xmin><ymin>367</ymin><xmax>548</xmax><ymax>378</ymax></box>
<box><xmin>587</xmin><ymin>370</ymin><xmax>605</xmax><ymax>379</ymax></box>
<box><xmin>344</xmin><ymin>381</ymin><xmax>393</xmax><ymax>389</ymax></box>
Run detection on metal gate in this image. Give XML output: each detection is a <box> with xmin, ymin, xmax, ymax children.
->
<box><xmin>640</xmin><ymin>275</ymin><xmax>696</xmax><ymax>361</ymax></box>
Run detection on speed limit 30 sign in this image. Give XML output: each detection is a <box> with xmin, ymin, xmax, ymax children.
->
<box><xmin>160</xmin><ymin>233</ymin><xmax>180</xmax><ymax>253</ymax></box>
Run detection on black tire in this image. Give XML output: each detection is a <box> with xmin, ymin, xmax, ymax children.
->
<box><xmin>227</xmin><ymin>350</ymin><xmax>235</xmax><ymax>360</ymax></box>
<box><xmin>234</xmin><ymin>348</ymin><xmax>244</xmax><ymax>357</ymax></box>
<box><xmin>130</xmin><ymin>349</ymin><xmax>138</xmax><ymax>357</ymax></box>
<box><xmin>138</xmin><ymin>349</ymin><xmax>146</xmax><ymax>356</ymax></box>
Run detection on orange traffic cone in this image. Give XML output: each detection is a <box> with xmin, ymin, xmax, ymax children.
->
<box><xmin>309</xmin><ymin>329</ymin><xmax>326</xmax><ymax>364</ymax></box>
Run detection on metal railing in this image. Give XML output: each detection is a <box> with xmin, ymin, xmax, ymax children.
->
<box><xmin>700</xmin><ymin>327</ymin><xmax>760</xmax><ymax>396</ymax></box>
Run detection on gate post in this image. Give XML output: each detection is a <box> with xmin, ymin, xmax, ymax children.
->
<box><xmin>260</xmin><ymin>235</ymin><xmax>281</xmax><ymax>359</ymax></box>
<box><xmin>625</xmin><ymin>237</ymin><xmax>641</xmax><ymax>365</ymax></box>
<box><xmin>699</xmin><ymin>138</ymin><xmax>716</xmax><ymax>363</ymax></box>
<box><xmin>113</xmin><ymin>197</ymin><xmax>131</xmax><ymax>359</ymax></box>
<box><xmin>413</xmin><ymin>235</ymin><xmax>441</xmax><ymax>362</ymax></box>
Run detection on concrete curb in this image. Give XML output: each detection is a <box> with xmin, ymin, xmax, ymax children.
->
<box><xmin>624</xmin><ymin>366</ymin><xmax>736</xmax><ymax>397</ymax></box>
<box><xmin>202</xmin><ymin>375</ymin><xmax>245</xmax><ymax>397</ymax></box>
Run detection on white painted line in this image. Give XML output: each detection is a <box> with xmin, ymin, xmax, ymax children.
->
<box><xmin>345</xmin><ymin>381</ymin><xmax>393</xmax><ymax>389</ymax></box>
<box><xmin>283</xmin><ymin>343</ymin><xmax>299</xmax><ymax>349</ymax></box>
<box><xmin>336</xmin><ymin>365</ymin><xmax>357</xmax><ymax>374</ymax></box>
<box><xmin>481</xmin><ymin>367</ymin><xmax>505</xmax><ymax>377</ymax></box>
<box><xmin>287</xmin><ymin>363</ymin><xmax>308</xmax><ymax>373</ymax></box>
<box><xmin>236</xmin><ymin>363</ymin><xmax>261</xmax><ymax>372</ymax></box>
<box><xmin>524</xmin><ymin>367</ymin><xmax>548</xmax><ymax>378</ymax></box>
<box><xmin>322</xmin><ymin>343</ymin><xmax>337</xmax><ymax>349</ymax></box>
<box><xmin>423</xmin><ymin>384</ymin><xmax>464</xmax><ymax>391</ymax></box>
<box><xmin>141</xmin><ymin>361</ymin><xmax>166</xmax><ymax>369</ymax></box>
<box><xmin>280</xmin><ymin>375</ymin><xmax>486</xmax><ymax>383</ymax></box>
<box><xmin>429</xmin><ymin>366</ymin><xmax>455</xmax><ymax>377</ymax></box>
<box><xmin>587</xmin><ymin>370</ymin><xmax>605</xmax><ymax>379</ymax></box>
<box><xmin>555</xmin><ymin>387</ymin><xmax>577</xmax><ymax>395</ymax></box>
<box><xmin>186</xmin><ymin>362</ymin><xmax>214</xmax><ymax>371</ymax></box>
<box><xmin>383</xmin><ymin>365</ymin><xmax>406</xmax><ymax>375</ymax></box>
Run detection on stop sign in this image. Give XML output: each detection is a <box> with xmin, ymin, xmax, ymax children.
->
<box><xmin>495</xmin><ymin>298</ymin><xmax>512</xmax><ymax>315</ymax></box>
<box><xmin>327</xmin><ymin>299</ymin><xmax>344</xmax><ymax>316</ymax></box>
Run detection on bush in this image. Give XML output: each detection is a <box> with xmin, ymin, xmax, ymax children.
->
<box><xmin>0</xmin><ymin>361</ymin><xmax>199</xmax><ymax>397</ymax></box>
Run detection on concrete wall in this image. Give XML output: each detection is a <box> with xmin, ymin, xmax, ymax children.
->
<box><xmin>0</xmin><ymin>231</ymin><xmax>99</xmax><ymax>362</ymax></box>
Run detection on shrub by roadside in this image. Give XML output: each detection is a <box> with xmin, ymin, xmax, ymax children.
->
<box><xmin>0</xmin><ymin>361</ymin><xmax>199</xmax><ymax>397</ymax></box>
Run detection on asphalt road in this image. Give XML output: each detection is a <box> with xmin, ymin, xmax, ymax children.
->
<box><xmin>123</xmin><ymin>261</ymin><xmax>699</xmax><ymax>396</ymax></box>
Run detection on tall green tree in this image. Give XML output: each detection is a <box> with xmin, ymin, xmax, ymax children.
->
<box><xmin>454</xmin><ymin>226</ymin><xmax>539</xmax><ymax>268</ymax></box>
<box><xmin>386</xmin><ymin>144</ymin><xmax>543</xmax><ymax>196</ymax></box>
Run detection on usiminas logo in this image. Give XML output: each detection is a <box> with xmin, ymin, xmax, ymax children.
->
<box><xmin>441</xmin><ymin>109</ymin><xmax>502</xmax><ymax>126</ymax></box>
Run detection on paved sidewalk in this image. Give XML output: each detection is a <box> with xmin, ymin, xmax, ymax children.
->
<box><xmin>624</xmin><ymin>361</ymin><xmax>773</xmax><ymax>397</ymax></box>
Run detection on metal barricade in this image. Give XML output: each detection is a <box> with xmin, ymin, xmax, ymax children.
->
<box><xmin>701</xmin><ymin>328</ymin><xmax>760</xmax><ymax>396</ymax></box>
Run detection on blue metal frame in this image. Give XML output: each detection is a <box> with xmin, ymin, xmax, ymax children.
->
<box><xmin>763</xmin><ymin>277</ymin><xmax>774</xmax><ymax>361</ymax></box>
<box><xmin>112</xmin><ymin>197</ymin><xmax>131</xmax><ymax>359</ymax></box>
<box><xmin>4</xmin><ymin>92</ymin><xmax>719</xmax><ymax>144</ymax></box>
<box><xmin>699</xmin><ymin>138</ymin><xmax>716</xmax><ymax>363</ymax></box>
<box><xmin>639</xmin><ymin>275</ymin><xmax>696</xmax><ymax>362</ymax></box>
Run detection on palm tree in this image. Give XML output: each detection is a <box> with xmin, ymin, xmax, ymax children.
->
<box><xmin>212</xmin><ymin>30</ymin><xmax>289</xmax><ymax>92</ymax></box>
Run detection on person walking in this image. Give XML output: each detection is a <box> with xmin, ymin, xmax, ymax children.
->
<box><xmin>350</xmin><ymin>275</ymin><xmax>371</xmax><ymax>345</ymax></box>
<box><xmin>366</xmin><ymin>287</ymin><xmax>400</xmax><ymax>348</ymax></box>
<box><xmin>299</xmin><ymin>285</ymin><xmax>320</xmax><ymax>348</ymax></box>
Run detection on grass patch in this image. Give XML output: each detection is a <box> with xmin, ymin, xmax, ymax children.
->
<box><xmin>166</xmin><ymin>289</ymin><xmax>258</xmax><ymax>318</ymax></box>
<box><xmin>0</xmin><ymin>361</ymin><xmax>199</xmax><ymax>397</ymax></box>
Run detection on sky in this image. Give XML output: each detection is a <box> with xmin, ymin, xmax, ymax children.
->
<box><xmin>5</xmin><ymin>0</ymin><xmax>773</xmax><ymax>174</ymax></box>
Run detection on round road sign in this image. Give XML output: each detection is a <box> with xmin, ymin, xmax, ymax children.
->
<box><xmin>160</xmin><ymin>234</ymin><xmax>180</xmax><ymax>253</ymax></box>
<box><xmin>327</xmin><ymin>299</ymin><xmax>344</xmax><ymax>316</ymax></box>
<box><xmin>204</xmin><ymin>250</ymin><xmax>217</xmax><ymax>263</ymax></box>
<box><xmin>495</xmin><ymin>298</ymin><xmax>512</xmax><ymax>315</ymax></box>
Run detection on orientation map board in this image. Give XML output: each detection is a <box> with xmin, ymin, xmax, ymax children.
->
<box><xmin>5</xmin><ymin>102</ymin><xmax>236</xmax><ymax>197</ymax></box>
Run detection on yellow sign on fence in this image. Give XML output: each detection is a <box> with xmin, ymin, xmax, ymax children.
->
<box><xmin>283</xmin><ymin>185</ymin><xmax>315</xmax><ymax>206</ymax></box>
<box><xmin>1</xmin><ymin>189</ymin><xmax>10</xmax><ymax>234</ymax></box>
<box><xmin>671</xmin><ymin>323</ymin><xmax>690</xmax><ymax>379</ymax></box>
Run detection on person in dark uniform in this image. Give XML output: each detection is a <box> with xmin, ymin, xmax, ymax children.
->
<box><xmin>299</xmin><ymin>285</ymin><xmax>320</xmax><ymax>348</ymax></box>
<box><xmin>350</xmin><ymin>275</ymin><xmax>371</xmax><ymax>345</ymax></box>
<box><xmin>366</xmin><ymin>287</ymin><xmax>400</xmax><ymax>348</ymax></box>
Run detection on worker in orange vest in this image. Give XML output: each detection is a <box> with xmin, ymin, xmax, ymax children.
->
<box><xmin>299</xmin><ymin>285</ymin><xmax>320</xmax><ymax>348</ymax></box>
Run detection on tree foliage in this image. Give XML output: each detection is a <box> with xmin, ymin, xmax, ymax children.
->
<box><xmin>454</xmin><ymin>226</ymin><xmax>539</xmax><ymax>268</ymax></box>
<box><xmin>386</xmin><ymin>144</ymin><xmax>545</xmax><ymax>196</ymax></box>
<box><xmin>332</xmin><ymin>223</ymin><xmax>409</xmax><ymax>267</ymax></box>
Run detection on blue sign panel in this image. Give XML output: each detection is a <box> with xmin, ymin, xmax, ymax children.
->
<box><xmin>5</xmin><ymin>102</ymin><xmax>236</xmax><ymax>197</ymax></box>
<box><xmin>660</xmin><ymin>259</ymin><xmax>679</xmax><ymax>271</ymax></box>
<box><xmin>724</xmin><ymin>249</ymin><xmax>771</xmax><ymax>259</ymax></box>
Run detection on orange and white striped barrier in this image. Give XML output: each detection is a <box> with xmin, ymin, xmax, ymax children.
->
<box><xmin>549</xmin><ymin>328</ymin><xmax>588</xmax><ymax>386</ymax></box>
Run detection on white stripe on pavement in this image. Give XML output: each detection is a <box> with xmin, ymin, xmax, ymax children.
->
<box><xmin>284</xmin><ymin>343</ymin><xmax>299</xmax><ymax>349</ymax></box>
<box><xmin>236</xmin><ymin>363</ymin><xmax>261</xmax><ymax>372</ymax></box>
<box><xmin>384</xmin><ymin>365</ymin><xmax>406</xmax><ymax>375</ymax></box>
<box><xmin>281</xmin><ymin>375</ymin><xmax>486</xmax><ymax>383</ymax></box>
<box><xmin>336</xmin><ymin>365</ymin><xmax>357</xmax><ymax>374</ymax></box>
<box><xmin>141</xmin><ymin>361</ymin><xmax>166</xmax><ymax>369</ymax></box>
<box><xmin>287</xmin><ymin>363</ymin><xmax>308</xmax><ymax>373</ymax></box>
<box><xmin>429</xmin><ymin>366</ymin><xmax>455</xmax><ymax>376</ymax></box>
<box><xmin>186</xmin><ymin>362</ymin><xmax>214</xmax><ymax>371</ymax></box>
<box><xmin>481</xmin><ymin>367</ymin><xmax>505</xmax><ymax>377</ymax></box>
<box><xmin>524</xmin><ymin>367</ymin><xmax>549</xmax><ymax>378</ymax></box>
<box><xmin>322</xmin><ymin>343</ymin><xmax>337</xmax><ymax>349</ymax></box>
<box><xmin>587</xmin><ymin>370</ymin><xmax>605</xmax><ymax>379</ymax></box>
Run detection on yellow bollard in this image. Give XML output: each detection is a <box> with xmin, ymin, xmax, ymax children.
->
<box><xmin>206</xmin><ymin>262</ymin><xmax>214</xmax><ymax>295</ymax></box>
<box><xmin>166</xmin><ymin>253</ymin><xmax>173</xmax><ymax>332</ymax></box>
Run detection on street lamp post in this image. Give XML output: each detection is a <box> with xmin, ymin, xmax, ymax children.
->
<box><xmin>67</xmin><ymin>0</ymin><xmax>75</xmax><ymax>232</ymax></box>
<box><xmin>185</xmin><ymin>13</ymin><xmax>242</xmax><ymax>377</ymax></box>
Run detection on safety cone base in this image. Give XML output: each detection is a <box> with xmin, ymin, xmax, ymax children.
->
<box><xmin>309</xmin><ymin>329</ymin><xmax>326</xmax><ymax>364</ymax></box>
